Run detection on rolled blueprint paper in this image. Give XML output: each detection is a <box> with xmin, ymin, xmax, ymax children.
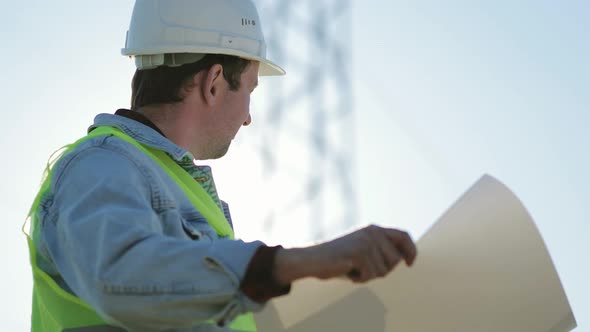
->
<box><xmin>256</xmin><ymin>175</ymin><xmax>576</xmax><ymax>332</ymax></box>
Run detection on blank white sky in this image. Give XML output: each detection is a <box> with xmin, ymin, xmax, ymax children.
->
<box><xmin>0</xmin><ymin>1</ymin><xmax>587</xmax><ymax>330</ymax></box>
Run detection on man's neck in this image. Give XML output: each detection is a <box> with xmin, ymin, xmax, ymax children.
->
<box><xmin>136</xmin><ymin>104</ymin><xmax>208</xmax><ymax>159</ymax></box>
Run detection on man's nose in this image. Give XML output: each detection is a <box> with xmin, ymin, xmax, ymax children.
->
<box><xmin>243</xmin><ymin>114</ymin><xmax>252</xmax><ymax>126</ymax></box>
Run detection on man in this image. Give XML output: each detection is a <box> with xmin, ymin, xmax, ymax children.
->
<box><xmin>25</xmin><ymin>0</ymin><xmax>417</xmax><ymax>331</ymax></box>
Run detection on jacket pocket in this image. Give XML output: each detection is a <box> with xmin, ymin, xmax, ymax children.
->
<box><xmin>180</xmin><ymin>209</ymin><xmax>218</xmax><ymax>241</ymax></box>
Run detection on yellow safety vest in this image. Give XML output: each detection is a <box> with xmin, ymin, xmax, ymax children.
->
<box><xmin>25</xmin><ymin>126</ymin><xmax>257</xmax><ymax>331</ymax></box>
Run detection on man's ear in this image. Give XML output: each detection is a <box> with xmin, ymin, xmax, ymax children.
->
<box><xmin>202</xmin><ymin>64</ymin><xmax>224</xmax><ymax>106</ymax></box>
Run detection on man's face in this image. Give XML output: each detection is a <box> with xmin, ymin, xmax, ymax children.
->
<box><xmin>210</xmin><ymin>61</ymin><xmax>259</xmax><ymax>159</ymax></box>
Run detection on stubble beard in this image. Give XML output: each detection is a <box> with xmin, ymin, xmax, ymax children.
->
<box><xmin>209</xmin><ymin>141</ymin><xmax>231</xmax><ymax>160</ymax></box>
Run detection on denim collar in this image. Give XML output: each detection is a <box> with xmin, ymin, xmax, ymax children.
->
<box><xmin>90</xmin><ymin>112</ymin><xmax>193</xmax><ymax>161</ymax></box>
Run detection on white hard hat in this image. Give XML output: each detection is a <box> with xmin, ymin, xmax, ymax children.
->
<box><xmin>121</xmin><ymin>0</ymin><xmax>285</xmax><ymax>76</ymax></box>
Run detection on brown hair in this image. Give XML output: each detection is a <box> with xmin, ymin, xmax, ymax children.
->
<box><xmin>131</xmin><ymin>54</ymin><xmax>251</xmax><ymax>110</ymax></box>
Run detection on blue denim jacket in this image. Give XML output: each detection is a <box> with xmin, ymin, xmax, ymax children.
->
<box><xmin>35</xmin><ymin>113</ymin><xmax>265</xmax><ymax>331</ymax></box>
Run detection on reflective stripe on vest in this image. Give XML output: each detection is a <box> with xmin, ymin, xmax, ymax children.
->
<box><xmin>25</xmin><ymin>126</ymin><xmax>257</xmax><ymax>332</ymax></box>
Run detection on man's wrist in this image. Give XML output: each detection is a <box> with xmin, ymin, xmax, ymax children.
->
<box><xmin>273</xmin><ymin>247</ymin><xmax>315</xmax><ymax>285</ymax></box>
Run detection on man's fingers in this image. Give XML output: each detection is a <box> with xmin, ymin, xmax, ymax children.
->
<box><xmin>349</xmin><ymin>241</ymin><xmax>385</xmax><ymax>283</ymax></box>
<box><xmin>370</xmin><ymin>245</ymin><xmax>389</xmax><ymax>277</ymax></box>
<box><xmin>386</xmin><ymin>230</ymin><xmax>417</xmax><ymax>266</ymax></box>
<box><xmin>349</xmin><ymin>258</ymin><xmax>371</xmax><ymax>283</ymax></box>
<box><xmin>377</xmin><ymin>235</ymin><xmax>403</xmax><ymax>272</ymax></box>
<box><xmin>347</xmin><ymin>268</ymin><xmax>361</xmax><ymax>280</ymax></box>
<box><xmin>326</xmin><ymin>226</ymin><xmax>417</xmax><ymax>284</ymax></box>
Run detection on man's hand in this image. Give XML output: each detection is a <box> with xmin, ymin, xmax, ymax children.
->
<box><xmin>273</xmin><ymin>225</ymin><xmax>417</xmax><ymax>285</ymax></box>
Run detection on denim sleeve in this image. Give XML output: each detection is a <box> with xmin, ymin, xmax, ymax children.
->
<box><xmin>41</xmin><ymin>144</ymin><xmax>264</xmax><ymax>330</ymax></box>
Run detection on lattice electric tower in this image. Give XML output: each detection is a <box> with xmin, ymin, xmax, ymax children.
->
<box><xmin>251</xmin><ymin>0</ymin><xmax>357</xmax><ymax>242</ymax></box>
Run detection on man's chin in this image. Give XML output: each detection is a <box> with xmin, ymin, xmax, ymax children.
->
<box><xmin>207</xmin><ymin>143</ymin><xmax>231</xmax><ymax>160</ymax></box>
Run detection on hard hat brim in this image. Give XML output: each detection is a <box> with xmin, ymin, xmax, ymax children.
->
<box><xmin>258</xmin><ymin>59</ymin><xmax>285</xmax><ymax>76</ymax></box>
<box><xmin>122</xmin><ymin>46</ymin><xmax>285</xmax><ymax>76</ymax></box>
